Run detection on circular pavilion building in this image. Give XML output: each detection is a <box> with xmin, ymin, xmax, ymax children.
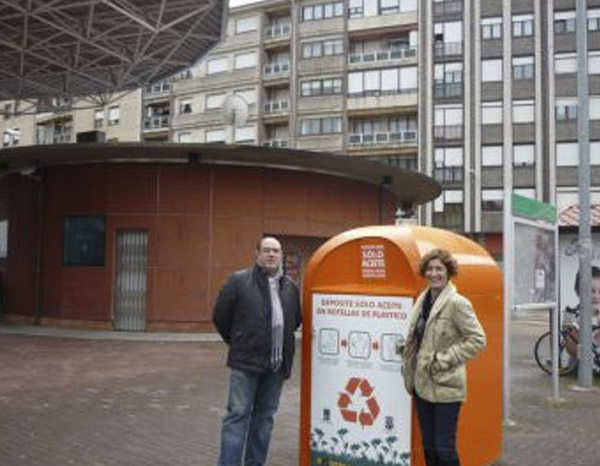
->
<box><xmin>0</xmin><ymin>143</ymin><xmax>440</xmax><ymax>331</ymax></box>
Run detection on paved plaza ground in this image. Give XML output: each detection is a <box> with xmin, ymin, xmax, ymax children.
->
<box><xmin>0</xmin><ymin>312</ymin><xmax>599</xmax><ymax>466</ymax></box>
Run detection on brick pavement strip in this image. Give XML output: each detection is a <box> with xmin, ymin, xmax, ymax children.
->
<box><xmin>0</xmin><ymin>318</ymin><xmax>599</xmax><ymax>466</ymax></box>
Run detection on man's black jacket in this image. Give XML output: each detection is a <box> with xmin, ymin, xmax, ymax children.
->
<box><xmin>212</xmin><ymin>265</ymin><xmax>302</xmax><ymax>379</ymax></box>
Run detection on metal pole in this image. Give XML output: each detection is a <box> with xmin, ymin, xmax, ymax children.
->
<box><xmin>502</xmin><ymin>0</ymin><xmax>514</xmax><ymax>424</ymax></box>
<box><xmin>576</xmin><ymin>0</ymin><xmax>594</xmax><ymax>388</ymax></box>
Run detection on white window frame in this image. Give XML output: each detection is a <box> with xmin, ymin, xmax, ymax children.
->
<box><xmin>481</xmin><ymin>17</ymin><xmax>502</xmax><ymax>40</ymax></box>
<box><xmin>207</xmin><ymin>57</ymin><xmax>228</xmax><ymax>75</ymax></box>
<box><xmin>235</xmin><ymin>16</ymin><xmax>258</xmax><ymax>34</ymax></box>
<box><xmin>512</xmin><ymin>100</ymin><xmax>535</xmax><ymax>124</ymax></box>
<box><xmin>481</xmin><ymin>59</ymin><xmax>503</xmax><ymax>82</ymax></box>
<box><xmin>234</xmin><ymin>51</ymin><xmax>257</xmax><ymax>70</ymax></box>
<box><xmin>482</xmin><ymin>145</ymin><xmax>503</xmax><ymax>167</ymax></box>
<box><xmin>513</xmin><ymin>144</ymin><xmax>535</xmax><ymax>166</ymax></box>
<box><xmin>481</xmin><ymin>101</ymin><xmax>503</xmax><ymax>124</ymax></box>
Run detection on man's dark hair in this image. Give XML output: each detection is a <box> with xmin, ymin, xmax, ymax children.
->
<box><xmin>574</xmin><ymin>265</ymin><xmax>600</xmax><ymax>295</ymax></box>
<box><xmin>256</xmin><ymin>235</ymin><xmax>280</xmax><ymax>251</ymax></box>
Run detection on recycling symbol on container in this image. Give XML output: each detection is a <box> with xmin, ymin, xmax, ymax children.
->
<box><xmin>337</xmin><ymin>377</ymin><xmax>380</xmax><ymax>428</ymax></box>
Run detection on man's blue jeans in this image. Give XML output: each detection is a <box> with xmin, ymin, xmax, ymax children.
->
<box><xmin>217</xmin><ymin>368</ymin><xmax>285</xmax><ymax>466</ymax></box>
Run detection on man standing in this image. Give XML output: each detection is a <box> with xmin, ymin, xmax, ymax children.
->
<box><xmin>213</xmin><ymin>236</ymin><xmax>302</xmax><ymax>466</ymax></box>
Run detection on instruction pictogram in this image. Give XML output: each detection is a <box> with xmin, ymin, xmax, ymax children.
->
<box><xmin>337</xmin><ymin>377</ymin><xmax>381</xmax><ymax>428</ymax></box>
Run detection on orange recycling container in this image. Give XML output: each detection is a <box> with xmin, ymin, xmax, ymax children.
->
<box><xmin>299</xmin><ymin>225</ymin><xmax>503</xmax><ymax>466</ymax></box>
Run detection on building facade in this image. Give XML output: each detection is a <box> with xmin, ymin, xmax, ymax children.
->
<box><xmin>3</xmin><ymin>0</ymin><xmax>600</xmax><ymax>247</ymax></box>
<box><xmin>1</xmin><ymin>91</ymin><xmax>143</xmax><ymax>147</ymax></box>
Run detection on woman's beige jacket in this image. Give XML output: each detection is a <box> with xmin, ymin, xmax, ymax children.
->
<box><xmin>401</xmin><ymin>282</ymin><xmax>486</xmax><ymax>403</ymax></box>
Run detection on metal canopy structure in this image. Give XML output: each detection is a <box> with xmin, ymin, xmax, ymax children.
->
<box><xmin>0</xmin><ymin>0</ymin><xmax>227</xmax><ymax>102</ymax></box>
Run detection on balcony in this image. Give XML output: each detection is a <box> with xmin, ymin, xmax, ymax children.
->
<box><xmin>144</xmin><ymin>81</ymin><xmax>171</xmax><ymax>96</ymax></box>
<box><xmin>434</xmin><ymin>166</ymin><xmax>464</xmax><ymax>183</ymax></box>
<box><xmin>262</xmin><ymin>139</ymin><xmax>289</xmax><ymax>148</ymax></box>
<box><xmin>434</xmin><ymin>125</ymin><xmax>463</xmax><ymax>140</ymax></box>
<box><xmin>434</xmin><ymin>82</ymin><xmax>463</xmax><ymax>98</ymax></box>
<box><xmin>263</xmin><ymin>100</ymin><xmax>289</xmax><ymax>114</ymax></box>
<box><xmin>264</xmin><ymin>24</ymin><xmax>291</xmax><ymax>40</ymax></box>
<box><xmin>348</xmin><ymin>131</ymin><xmax>417</xmax><ymax>146</ymax></box>
<box><xmin>263</xmin><ymin>61</ymin><xmax>290</xmax><ymax>77</ymax></box>
<box><xmin>348</xmin><ymin>47</ymin><xmax>417</xmax><ymax>65</ymax></box>
<box><xmin>36</xmin><ymin>129</ymin><xmax>72</xmax><ymax>145</ymax></box>
<box><xmin>434</xmin><ymin>41</ymin><xmax>463</xmax><ymax>58</ymax></box>
<box><xmin>144</xmin><ymin>114</ymin><xmax>171</xmax><ymax>130</ymax></box>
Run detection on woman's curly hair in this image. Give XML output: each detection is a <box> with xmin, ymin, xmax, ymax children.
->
<box><xmin>418</xmin><ymin>248</ymin><xmax>458</xmax><ymax>278</ymax></box>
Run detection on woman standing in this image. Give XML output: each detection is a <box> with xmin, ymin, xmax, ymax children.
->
<box><xmin>400</xmin><ymin>248</ymin><xmax>486</xmax><ymax>466</ymax></box>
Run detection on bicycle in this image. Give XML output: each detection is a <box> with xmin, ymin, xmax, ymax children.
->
<box><xmin>533</xmin><ymin>305</ymin><xmax>600</xmax><ymax>376</ymax></box>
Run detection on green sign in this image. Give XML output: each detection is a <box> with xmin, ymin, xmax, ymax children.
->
<box><xmin>512</xmin><ymin>194</ymin><xmax>557</xmax><ymax>224</ymax></box>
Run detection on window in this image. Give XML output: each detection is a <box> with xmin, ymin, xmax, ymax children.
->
<box><xmin>62</xmin><ymin>216</ymin><xmax>106</xmax><ymax>267</ymax></box>
<box><xmin>556</xmin><ymin>98</ymin><xmax>577</xmax><ymax>121</ymax></box>
<box><xmin>300</xmin><ymin>117</ymin><xmax>342</xmax><ymax>135</ymax></box>
<box><xmin>206</xmin><ymin>93</ymin><xmax>226</xmax><ymax>110</ymax></box>
<box><xmin>514</xmin><ymin>188</ymin><xmax>536</xmax><ymax>199</ymax></box>
<box><xmin>556</xmin><ymin>142</ymin><xmax>578</xmax><ymax>166</ymax></box>
<box><xmin>590</xmin><ymin>52</ymin><xmax>600</xmax><ymax>74</ymax></box>
<box><xmin>179</xmin><ymin>98</ymin><xmax>193</xmax><ymax>115</ymax></box>
<box><xmin>94</xmin><ymin>109</ymin><xmax>104</xmax><ymax>129</ymax></box>
<box><xmin>513</xmin><ymin>144</ymin><xmax>535</xmax><ymax>166</ymax></box>
<box><xmin>234</xmin><ymin>51</ymin><xmax>257</xmax><ymax>69</ymax></box>
<box><xmin>348</xmin><ymin>66</ymin><xmax>417</xmax><ymax>96</ymax></box>
<box><xmin>348</xmin><ymin>0</ymin><xmax>364</xmax><ymax>18</ymax></box>
<box><xmin>481</xmin><ymin>17</ymin><xmax>502</xmax><ymax>39</ymax></box>
<box><xmin>482</xmin><ymin>101</ymin><xmax>503</xmax><ymax>124</ymax></box>
<box><xmin>433</xmin><ymin>190</ymin><xmax>464</xmax><ymax>230</ymax></box>
<box><xmin>302</xmin><ymin>2</ymin><xmax>344</xmax><ymax>21</ymax></box>
<box><xmin>380</xmin><ymin>0</ymin><xmax>401</xmax><ymax>15</ymax></box>
<box><xmin>302</xmin><ymin>39</ymin><xmax>343</xmax><ymax>58</ymax></box>
<box><xmin>206</xmin><ymin>129</ymin><xmax>225</xmax><ymax>143</ymax></box>
<box><xmin>513</xmin><ymin>100</ymin><xmax>535</xmax><ymax>123</ymax></box>
<box><xmin>434</xmin><ymin>21</ymin><xmax>463</xmax><ymax>55</ymax></box>
<box><xmin>513</xmin><ymin>56</ymin><xmax>534</xmax><ymax>80</ymax></box>
<box><xmin>481</xmin><ymin>59</ymin><xmax>502</xmax><ymax>82</ymax></box>
<box><xmin>3</xmin><ymin>128</ymin><xmax>20</xmax><ymax>147</ymax></box>
<box><xmin>235</xmin><ymin>126</ymin><xmax>256</xmax><ymax>142</ymax></box>
<box><xmin>589</xmin><ymin>9</ymin><xmax>600</xmax><ymax>31</ymax></box>
<box><xmin>108</xmin><ymin>106</ymin><xmax>120</xmax><ymax>126</ymax></box>
<box><xmin>590</xmin><ymin>96</ymin><xmax>600</xmax><ymax>120</ymax></box>
<box><xmin>555</xmin><ymin>11</ymin><xmax>576</xmax><ymax>34</ymax></box>
<box><xmin>434</xmin><ymin>148</ymin><xmax>464</xmax><ymax>183</ymax></box>
<box><xmin>434</xmin><ymin>104</ymin><xmax>463</xmax><ymax>139</ymax></box>
<box><xmin>434</xmin><ymin>62</ymin><xmax>462</xmax><ymax>97</ymax></box>
<box><xmin>482</xmin><ymin>189</ymin><xmax>504</xmax><ymax>211</ymax></box>
<box><xmin>482</xmin><ymin>145</ymin><xmax>503</xmax><ymax>167</ymax></box>
<box><xmin>235</xmin><ymin>16</ymin><xmax>258</xmax><ymax>34</ymax></box>
<box><xmin>301</xmin><ymin>78</ymin><xmax>343</xmax><ymax>96</ymax></box>
<box><xmin>555</xmin><ymin>53</ymin><xmax>577</xmax><ymax>74</ymax></box>
<box><xmin>0</xmin><ymin>219</ymin><xmax>7</xmax><ymax>262</ymax></box>
<box><xmin>513</xmin><ymin>14</ymin><xmax>534</xmax><ymax>37</ymax></box>
<box><xmin>178</xmin><ymin>132</ymin><xmax>192</xmax><ymax>143</ymax></box>
<box><xmin>207</xmin><ymin>57</ymin><xmax>228</xmax><ymax>74</ymax></box>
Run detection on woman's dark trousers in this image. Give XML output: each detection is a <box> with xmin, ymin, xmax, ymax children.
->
<box><xmin>414</xmin><ymin>392</ymin><xmax>462</xmax><ymax>466</ymax></box>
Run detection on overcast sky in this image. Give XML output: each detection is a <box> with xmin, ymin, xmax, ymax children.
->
<box><xmin>229</xmin><ymin>0</ymin><xmax>264</xmax><ymax>7</ymax></box>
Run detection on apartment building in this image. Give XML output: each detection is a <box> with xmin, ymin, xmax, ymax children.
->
<box><xmin>1</xmin><ymin>91</ymin><xmax>143</xmax><ymax>148</ymax></box>
<box><xmin>4</xmin><ymin>0</ymin><xmax>600</xmax><ymax>245</ymax></box>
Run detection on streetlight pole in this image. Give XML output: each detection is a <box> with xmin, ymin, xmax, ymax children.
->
<box><xmin>576</xmin><ymin>0</ymin><xmax>594</xmax><ymax>388</ymax></box>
